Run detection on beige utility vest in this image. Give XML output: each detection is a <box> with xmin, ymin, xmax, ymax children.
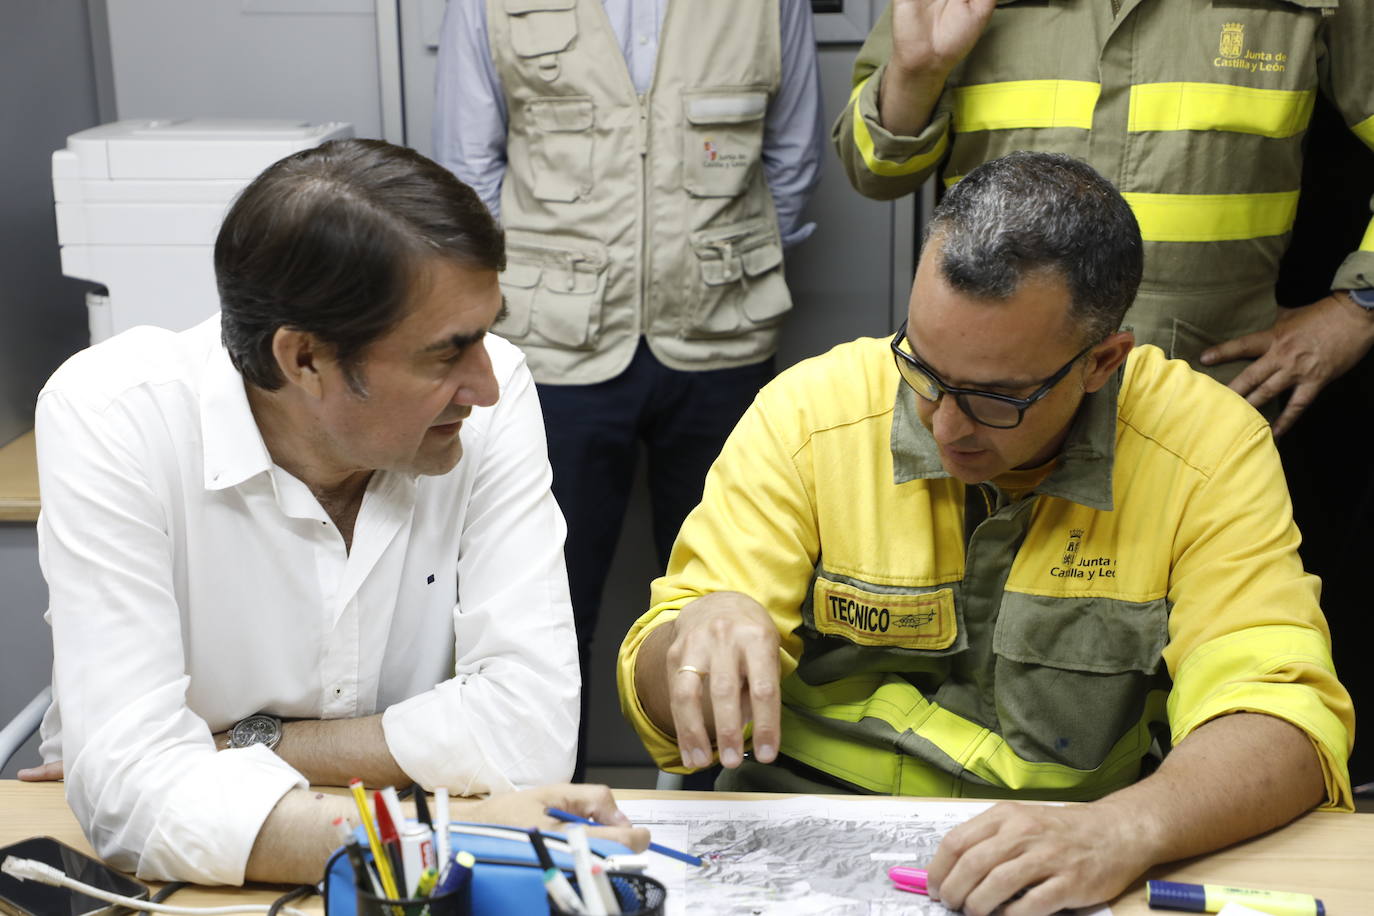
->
<box><xmin>487</xmin><ymin>0</ymin><xmax>791</xmax><ymax>385</ymax></box>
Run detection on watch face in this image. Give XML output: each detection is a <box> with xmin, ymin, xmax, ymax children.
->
<box><xmin>230</xmin><ymin>714</ymin><xmax>280</xmax><ymax>748</ymax></box>
<box><xmin>1349</xmin><ymin>288</ymin><xmax>1374</xmax><ymax>309</ymax></box>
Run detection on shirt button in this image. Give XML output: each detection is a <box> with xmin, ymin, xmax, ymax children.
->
<box><xmin>638</xmin><ymin>34</ymin><xmax>648</xmax><ymax>45</ymax></box>
<box><xmin>334</xmin><ymin>687</ymin><xmax>343</xmax><ymax>696</ymax></box>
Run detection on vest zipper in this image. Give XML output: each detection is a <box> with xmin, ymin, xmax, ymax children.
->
<box><xmin>637</xmin><ymin>94</ymin><xmax>650</xmax><ymax>333</ymax></box>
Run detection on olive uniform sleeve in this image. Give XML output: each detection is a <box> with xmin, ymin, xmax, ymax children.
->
<box><xmin>831</xmin><ymin>3</ymin><xmax>952</xmax><ymax>201</ymax></box>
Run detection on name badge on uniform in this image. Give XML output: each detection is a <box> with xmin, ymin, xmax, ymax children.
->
<box><xmin>812</xmin><ymin>579</ymin><xmax>958</xmax><ymax>649</ymax></box>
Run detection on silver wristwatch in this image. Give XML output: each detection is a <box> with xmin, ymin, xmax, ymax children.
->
<box><xmin>1344</xmin><ymin>288</ymin><xmax>1374</xmax><ymax>311</ymax></box>
<box><xmin>227</xmin><ymin>713</ymin><xmax>283</xmax><ymax>750</ymax></box>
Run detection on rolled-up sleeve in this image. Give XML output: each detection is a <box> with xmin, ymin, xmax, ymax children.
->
<box><xmin>383</xmin><ymin>351</ymin><xmax>578</xmax><ymax>794</ymax></box>
<box><xmin>37</xmin><ymin>392</ymin><xmax>305</xmax><ymax>885</ymax></box>
<box><xmin>1163</xmin><ymin>421</ymin><xmax>1354</xmax><ymax>811</ymax></box>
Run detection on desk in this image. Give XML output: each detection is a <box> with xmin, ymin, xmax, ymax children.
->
<box><xmin>3</xmin><ymin>781</ymin><xmax>1371</xmax><ymax>913</ymax></box>
<box><xmin>0</xmin><ymin>431</ymin><xmax>39</xmax><ymax>522</ymax></box>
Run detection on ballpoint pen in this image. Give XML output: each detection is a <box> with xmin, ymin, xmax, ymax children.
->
<box><xmin>545</xmin><ymin>807</ymin><xmax>704</xmax><ymax>867</ymax></box>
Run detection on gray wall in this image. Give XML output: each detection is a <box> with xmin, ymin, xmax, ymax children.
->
<box><xmin>0</xmin><ymin>3</ymin><xmax>106</xmax><ymax>445</ymax></box>
<box><xmin>0</xmin><ymin>3</ymin><xmax>108</xmax><ymax>775</ymax></box>
<box><xmin>105</xmin><ymin>0</ymin><xmax>389</xmax><ymax>137</ymax></box>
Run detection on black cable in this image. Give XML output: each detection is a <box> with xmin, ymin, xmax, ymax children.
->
<box><xmin>150</xmin><ymin>883</ymin><xmax>189</xmax><ymax>904</ymax></box>
<box><xmin>265</xmin><ymin>885</ymin><xmax>315</xmax><ymax>916</ymax></box>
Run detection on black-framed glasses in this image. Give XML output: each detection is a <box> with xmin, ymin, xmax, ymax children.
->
<box><xmin>890</xmin><ymin>320</ymin><xmax>1094</xmax><ymax>429</ymax></box>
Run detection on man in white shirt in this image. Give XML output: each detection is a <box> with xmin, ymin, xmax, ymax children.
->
<box><xmin>22</xmin><ymin>138</ymin><xmax>644</xmax><ymax>884</ymax></box>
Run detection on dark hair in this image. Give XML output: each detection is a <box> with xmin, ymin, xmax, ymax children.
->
<box><xmin>923</xmin><ymin>151</ymin><xmax>1143</xmax><ymax>344</ymax></box>
<box><xmin>215</xmin><ymin>138</ymin><xmax>504</xmax><ymax>392</ymax></box>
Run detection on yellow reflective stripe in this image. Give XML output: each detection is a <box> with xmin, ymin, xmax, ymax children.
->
<box><xmin>952</xmin><ymin>80</ymin><xmax>1099</xmax><ymax>131</ymax></box>
<box><xmin>1122</xmin><ymin>190</ymin><xmax>1299</xmax><ymax>242</ymax></box>
<box><xmin>1128</xmin><ymin>82</ymin><xmax>1315</xmax><ymax>138</ymax></box>
<box><xmin>1351</xmin><ymin>113</ymin><xmax>1374</xmax><ymax>150</ymax></box>
<box><xmin>850</xmin><ymin>78</ymin><xmax>949</xmax><ymax>178</ymax></box>
<box><xmin>1362</xmin><ymin>218</ymin><xmax>1374</xmax><ymax>253</ymax></box>
<box><xmin>781</xmin><ymin>675</ymin><xmax>1149</xmax><ymax>798</ymax></box>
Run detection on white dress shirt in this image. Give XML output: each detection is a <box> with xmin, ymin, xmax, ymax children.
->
<box><xmin>35</xmin><ymin>316</ymin><xmax>578</xmax><ymax>884</ymax></box>
<box><xmin>433</xmin><ymin>0</ymin><xmax>825</xmax><ymax>247</ymax></box>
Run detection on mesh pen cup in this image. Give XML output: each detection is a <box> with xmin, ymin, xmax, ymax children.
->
<box><xmin>551</xmin><ymin>872</ymin><xmax>666</xmax><ymax>916</ymax></box>
<box><xmin>355</xmin><ymin>884</ymin><xmax>470</xmax><ymax>916</ymax></box>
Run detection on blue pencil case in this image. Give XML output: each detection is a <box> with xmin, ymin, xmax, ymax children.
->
<box><xmin>321</xmin><ymin>822</ymin><xmax>634</xmax><ymax>916</ymax></box>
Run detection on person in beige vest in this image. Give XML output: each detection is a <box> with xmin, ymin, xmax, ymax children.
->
<box><xmin>434</xmin><ymin>0</ymin><xmax>824</xmax><ymax>778</ymax></box>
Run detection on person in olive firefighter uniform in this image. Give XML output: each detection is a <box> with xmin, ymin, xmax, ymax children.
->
<box><xmin>833</xmin><ymin>0</ymin><xmax>1374</xmax><ymax>438</ymax></box>
<box><xmin>618</xmin><ymin>152</ymin><xmax>1353</xmax><ymax>916</ymax></box>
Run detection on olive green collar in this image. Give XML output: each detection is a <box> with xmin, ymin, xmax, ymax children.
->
<box><xmin>889</xmin><ymin>364</ymin><xmax>1121</xmax><ymax>512</ymax></box>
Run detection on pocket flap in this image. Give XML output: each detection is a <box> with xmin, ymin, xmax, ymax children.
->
<box><xmin>503</xmin><ymin>0</ymin><xmax>574</xmax><ymax>12</ymax></box>
<box><xmin>508</xmin><ymin>7</ymin><xmax>576</xmax><ymax>58</ymax></box>
<box><xmin>691</xmin><ymin>219</ymin><xmax>783</xmax><ymax>285</ymax></box>
<box><xmin>684</xmin><ymin>90</ymin><xmax>769</xmax><ymax>125</ymax></box>
<box><xmin>742</xmin><ymin>239</ymin><xmax>783</xmax><ymax>277</ymax></box>
<box><xmin>498</xmin><ymin>262</ymin><xmax>542</xmax><ymax>290</ymax></box>
<box><xmin>529</xmin><ymin>97</ymin><xmax>595</xmax><ymax>132</ymax></box>
<box><xmin>993</xmin><ymin>593</ymin><xmax>1168</xmax><ymax>675</ymax></box>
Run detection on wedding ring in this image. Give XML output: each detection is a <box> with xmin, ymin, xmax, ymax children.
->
<box><xmin>677</xmin><ymin>665</ymin><xmax>708</xmax><ymax>678</ymax></box>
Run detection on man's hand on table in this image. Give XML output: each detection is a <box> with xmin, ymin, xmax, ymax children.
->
<box><xmin>16</xmin><ymin>760</ymin><xmax>64</xmax><ymax>781</ymax></box>
<box><xmin>927</xmin><ymin>800</ymin><xmax>1153</xmax><ymax>916</ymax></box>
<box><xmin>460</xmin><ymin>784</ymin><xmax>650</xmax><ymax>852</ymax></box>
<box><xmin>641</xmin><ymin>592</ymin><xmax>782</xmax><ymax>771</ymax></box>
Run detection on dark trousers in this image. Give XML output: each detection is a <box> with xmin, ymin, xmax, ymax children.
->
<box><xmin>538</xmin><ymin>340</ymin><xmax>774</xmax><ymax>780</ymax></box>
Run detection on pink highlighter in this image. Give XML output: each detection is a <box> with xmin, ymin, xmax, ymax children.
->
<box><xmin>889</xmin><ymin>866</ymin><xmax>929</xmax><ymax>896</ymax></box>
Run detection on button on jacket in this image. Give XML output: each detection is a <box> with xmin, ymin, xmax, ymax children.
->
<box><xmin>834</xmin><ymin>0</ymin><xmax>1374</xmax><ymax>384</ymax></box>
<box><xmin>617</xmin><ymin>339</ymin><xmax>1353</xmax><ymax>808</ymax></box>
<box><xmin>36</xmin><ymin>317</ymin><xmax>578</xmax><ymax>884</ymax></box>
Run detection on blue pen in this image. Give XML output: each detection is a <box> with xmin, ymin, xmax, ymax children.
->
<box><xmin>545</xmin><ymin>807</ymin><xmax>703</xmax><ymax>867</ymax></box>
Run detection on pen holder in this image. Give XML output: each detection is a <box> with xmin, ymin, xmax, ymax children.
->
<box><xmin>552</xmin><ymin>872</ymin><xmax>666</xmax><ymax>916</ymax></box>
<box><xmin>355</xmin><ymin>884</ymin><xmax>470</xmax><ymax>916</ymax></box>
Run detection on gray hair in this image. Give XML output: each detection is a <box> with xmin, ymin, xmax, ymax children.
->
<box><xmin>924</xmin><ymin>151</ymin><xmax>1143</xmax><ymax>344</ymax></box>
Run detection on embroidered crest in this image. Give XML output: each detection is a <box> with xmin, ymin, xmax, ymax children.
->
<box><xmin>1219</xmin><ymin>22</ymin><xmax>1244</xmax><ymax>60</ymax></box>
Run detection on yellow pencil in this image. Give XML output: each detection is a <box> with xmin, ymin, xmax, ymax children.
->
<box><xmin>349</xmin><ymin>778</ymin><xmax>401</xmax><ymax>900</ymax></box>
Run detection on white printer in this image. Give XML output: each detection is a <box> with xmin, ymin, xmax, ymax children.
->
<box><xmin>52</xmin><ymin>118</ymin><xmax>354</xmax><ymax>343</ymax></box>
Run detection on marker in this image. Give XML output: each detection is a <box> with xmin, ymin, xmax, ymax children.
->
<box><xmin>1148</xmin><ymin>880</ymin><xmax>1325</xmax><ymax>916</ymax></box>
<box><xmin>589</xmin><ymin>862</ymin><xmax>621</xmax><ymax>915</ymax></box>
<box><xmin>528</xmin><ymin>828</ymin><xmax>588</xmax><ymax>914</ymax></box>
<box><xmin>888</xmin><ymin>866</ymin><xmax>928</xmax><ymax>895</ymax></box>
<box><xmin>413</xmin><ymin>867</ymin><xmax>439</xmax><ymax>898</ymax></box>
<box><xmin>335</xmin><ymin>817</ymin><xmax>380</xmax><ymax>896</ymax></box>
<box><xmin>399</xmin><ymin>823</ymin><xmax>436</xmax><ymax>897</ymax></box>
<box><xmin>412</xmin><ymin>786</ymin><xmax>433</xmax><ymax>830</ymax></box>
<box><xmin>435</xmin><ymin>850</ymin><xmax>475</xmax><ymax>897</ymax></box>
<box><xmin>350</xmin><ymin>778</ymin><xmax>402</xmax><ymax>901</ymax></box>
<box><xmin>565</xmin><ymin>825</ymin><xmax>607</xmax><ymax>915</ymax></box>
<box><xmin>434</xmin><ymin>788</ymin><xmax>451</xmax><ymax>880</ymax></box>
<box><xmin>545</xmin><ymin>806</ymin><xmax>703</xmax><ymax>867</ymax></box>
<box><xmin>373</xmin><ymin>790</ymin><xmax>406</xmax><ymax>893</ymax></box>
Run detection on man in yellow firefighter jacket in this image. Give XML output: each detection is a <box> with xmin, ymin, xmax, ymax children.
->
<box><xmin>618</xmin><ymin>152</ymin><xmax>1353</xmax><ymax>915</ymax></box>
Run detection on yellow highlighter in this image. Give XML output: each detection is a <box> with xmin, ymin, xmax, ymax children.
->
<box><xmin>1148</xmin><ymin>880</ymin><xmax>1324</xmax><ymax>916</ymax></box>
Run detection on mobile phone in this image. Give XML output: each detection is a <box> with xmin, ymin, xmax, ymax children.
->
<box><xmin>0</xmin><ymin>837</ymin><xmax>148</xmax><ymax>916</ymax></box>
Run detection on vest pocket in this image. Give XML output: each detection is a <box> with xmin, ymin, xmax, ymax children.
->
<box><xmin>992</xmin><ymin>592</ymin><xmax>1169</xmax><ymax>770</ymax></box>
<box><xmin>681</xmin><ymin>88</ymin><xmax>769</xmax><ymax>198</ymax></box>
<box><xmin>527</xmin><ymin>97</ymin><xmax>595</xmax><ymax>202</ymax></box>
<box><xmin>685</xmin><ymin>219</ymin><xmax>792</xmax><ymax>338</ymax></box>
<box><xmin>499</xmin><ymin>233</ymin><xmax>609</xmax><ymax>350</ymax></box>
<box><xmin>504</xmin><ymin>0</ymin><xmax>576</xmax><ymax>80</ymax></box>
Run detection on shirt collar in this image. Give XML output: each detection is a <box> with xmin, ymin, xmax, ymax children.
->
<box><xmin>200</xmin><ymin>328</ymin><xmax>274</xmax><ymax>492</ymax></box>
<box><xmin>889</xmin><ymin>364</ymin><xmax>1121</xmax><ymax>512</ymax></box>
